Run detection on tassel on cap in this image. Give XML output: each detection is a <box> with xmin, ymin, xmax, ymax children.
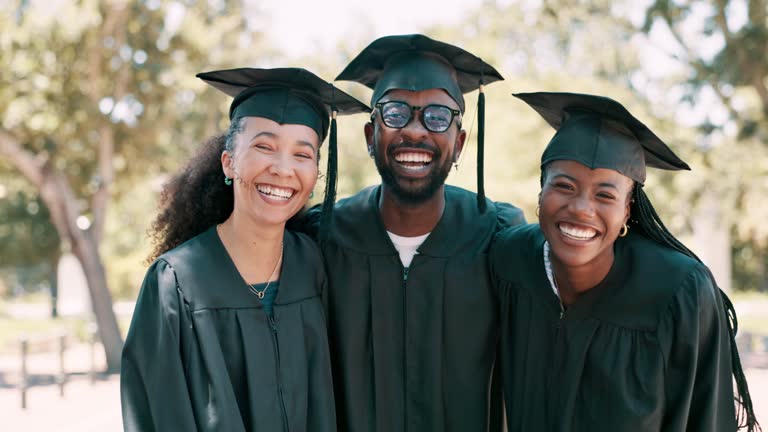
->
<box><xmin>196</xmin><ymin>68</ymin><xmax>368</xmax><ymax>239</ymax></box>
<box><xmin>320</xmin><ymin>89</ymin><xmax>339</xmax><ymax>241</ymax></box>
<box><xmin>476</xmin><ymin>69</ymin><xmax>487</xmax><ymax>213</ymax></box>
<box><xmin>334</xmin><ymin>35</ymin><xmax>504</xmax><ymax>212</ymax></box>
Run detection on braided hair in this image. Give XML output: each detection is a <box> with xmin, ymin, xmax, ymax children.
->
<box><xmin>629</xmin><ymin>184</ymin><xmax>759</xmax><ymax>432</ymax></box>
<box><xmin>540</xmin><ymin>167</ymin><xmax>760</xmax><ymax>431</ymax></box>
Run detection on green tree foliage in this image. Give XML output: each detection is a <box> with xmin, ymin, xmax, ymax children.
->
<box><xmin>639</xmin><ymin>0</ymin><xmax>768</xmax><ymax>290</ymax></box>
<box><xmin>0</xmin><ymin>0</ymin><xmax>268</xmax><ymax>371</ymax></box>
<box><xmin>0</xmin><ymin>185</ymin><xmax>59</xmax><ymax>267</ymax></box>
<box><xmin>0</xmin><ymin>182</ymin><xmax>60</xmax><ymax>311</ymax></box>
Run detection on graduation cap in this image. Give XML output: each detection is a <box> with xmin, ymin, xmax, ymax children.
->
<box><xmin>197</xmin><ymin>67</ymin><xmax>370</xmax><ymax>236</ymax></box>
<box><xmin>513</xmin><ymin>92</ymin><xmax>690</xmax><ymax>185</ymax></box>
<box><xmin>336</xmin><ymin>34</ymin><xmax>505</xmax><ymax>211</ymax></box>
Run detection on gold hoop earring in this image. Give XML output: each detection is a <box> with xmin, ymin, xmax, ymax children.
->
<box><xmin>619</xmin><ymin>223</ymin><xmax>629</xmax><ymax>237</ymax></box>
<box><xmin>535</xmin><ymin>205</ymin><xmax>540</xmax><ymax>217</ymax></box>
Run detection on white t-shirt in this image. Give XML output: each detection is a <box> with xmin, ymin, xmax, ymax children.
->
<box><xmin>386</xmin><ymin>231</ymin><xmax>430</xmax><ymax>268</ymax></box>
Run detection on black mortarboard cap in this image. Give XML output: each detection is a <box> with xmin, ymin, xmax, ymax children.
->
<box><xmin>336</xmin><ymin>34</ymin><xmax>504</xmax><ymax>211</ymax></box>
<box><xmin>197</xmin><ymin>67</ymin><xmax>370</xmax><ymax>237</ymax></box>
<box><xmin>197</xmin><ymin>67</ymin><xmax>369</xmax><ymax>138</ymax></box>
<box><xmin>514</xmin><ymin>92</ymin><xmax>690</xmax><ymax>185</ymax></box>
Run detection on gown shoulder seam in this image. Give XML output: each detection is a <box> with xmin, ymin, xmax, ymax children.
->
<box><xmin>156</xmin><ymin>257</ymin><xmax>191</xmax><ymax>306</ymax></box>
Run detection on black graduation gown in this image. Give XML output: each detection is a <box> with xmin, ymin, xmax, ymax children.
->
<box><xmin>121</xmin><ymin>227</ymin><xmax>336</xmax><ymax>432</ymax></box>
<box><xmin>490</xmin><ymin>224</ymin><xmax>737</xmax><ymax>432</ymax></box>
<box><xmin>316</xmin><ymin>185</ymin><xmax>525</xmax><ymax>432</ymax></box>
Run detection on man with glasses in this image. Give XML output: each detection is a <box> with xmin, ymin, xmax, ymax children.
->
<box><xmin>311</xmin><ymin>34</ymin><xmax>525</xmax><ymax>431</ymax></box>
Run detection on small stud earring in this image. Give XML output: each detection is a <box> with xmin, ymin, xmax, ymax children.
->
<box><xmin>224</xmin><ymin>176</ymin><xmax>232</xmax><ymax>186</ymax></box>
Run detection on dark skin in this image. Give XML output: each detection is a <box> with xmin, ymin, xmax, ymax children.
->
<box><xmin>378</xmin><ymin>179</ymin><xmax>445</xmax><ymax>237</ymax></box>
<box><xmin>364</xmin><ymin>88</ymin><xmax>466</xmax><ymax>236</ymax></box>
<box><xmin>539</xmin><ymin>161</ymin><xmax>633</xmax><ymax>306</ymax></box>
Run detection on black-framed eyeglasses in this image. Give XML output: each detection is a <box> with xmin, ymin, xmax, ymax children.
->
<box><xmin>373</xmin><ymin>101</ymin><xmax>461</xmax><ymax>133</ymax></box>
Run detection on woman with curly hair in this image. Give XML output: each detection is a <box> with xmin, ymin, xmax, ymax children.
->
<box><xmin>120</xmin><ymin>68</ymin><xmax>368</xmax><ymax>432</ymax></box>
<box><xmin>491</xmin><ymin>92</ymin><xmax>759</xmax><ymax>431</ymax></box>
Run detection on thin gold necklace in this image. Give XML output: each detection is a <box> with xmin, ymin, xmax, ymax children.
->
<box><xmin>218</xmin><ymin>224</ymin><xmax>284</xmax><ymax>299</ymax></box>
<box><xmin>249</xmin><ymin>241</ymin><xmax>283</xmax><ymax>299</ymax></box>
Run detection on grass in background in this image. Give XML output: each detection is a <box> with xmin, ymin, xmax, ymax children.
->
<box><xmin>0</xmin><ymin>300</ymin><xmax>133</xmax><ymax>355</ymax></box>
<box><xmin>0</xmin><ymin>316</ymin><xmax>89</xmax><ymax>354</ymax></box>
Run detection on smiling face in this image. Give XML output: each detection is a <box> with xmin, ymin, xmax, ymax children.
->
<box><xmin>365</xmin><ymin>88</ymin><xmax>466</xmax><ymax>204</ymax></box>
<box><xmin>222</xmin><ymin>116</ymin><xmax>320</xmax><ymax>227</ymax></box>
<box><xmin>539</xmin><ymin>160</ymin><xmax>634</xmax><ymax>272</ymax></box>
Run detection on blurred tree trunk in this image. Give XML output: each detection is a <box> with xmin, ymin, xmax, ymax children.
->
<box><xmin>760</xmin><ymin>250</ymin><xmax>768</xmax><ymax>293</ymax></box>
<box><xmin>0</xmin><ymin>0</ymin><xmax>268</xmax><ymax>372</ymax></box>
<box><xmin>49</xmin><ymin>253</ymin><xmax>59</xmax><ymax>318</ymax></box>
<box><xmin>0</xmin><ymin>130</ymin><xmax>123</xmax><ymax>372</ymax></box>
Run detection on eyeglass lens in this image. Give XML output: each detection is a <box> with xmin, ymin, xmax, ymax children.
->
<box><xmin>380</xmin><ymin>101</ymin><xmax>455</xmax><ymax>132</ymax></box>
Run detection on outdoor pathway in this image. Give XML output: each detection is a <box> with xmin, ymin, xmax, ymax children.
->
<box><xmin>1</xmin><ymin>343</ymin><xmax>767</xmax><ymax>431</ymax></box>
<box><xmin>1</xmin><ymin>340</ymin><xmax>120</xmax><ymax>431</ymax></box>
<box><xmin>2</xmin><ymin>375</ymin><xmax>121</xmax><ymax>432</ymax></box>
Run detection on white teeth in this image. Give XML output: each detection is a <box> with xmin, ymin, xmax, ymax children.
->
<box><xmin>559</xmin><ymin>224</ymin><xmax>597</xmax><ymax>240</ymax></box>
<box><xmin>257</xmin><ymin>185</ymin><xmax>294</xmax><ymax>200</ymax></box>
<box><xmin>395</xmin><ymin>152</ymin><xmax>432</xmax><ymax>163</ymax></box>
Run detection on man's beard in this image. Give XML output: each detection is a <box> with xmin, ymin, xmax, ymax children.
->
<box><xmin>373</xmin><ymin>140</ymin><xmax>453</xmax><ymax>205</ymax></box>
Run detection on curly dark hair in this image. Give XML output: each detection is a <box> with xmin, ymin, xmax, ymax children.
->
<box><xmin>146</xmin><ymin>118</ymin><xmax>246</xmax><ymax>263</ymax></box>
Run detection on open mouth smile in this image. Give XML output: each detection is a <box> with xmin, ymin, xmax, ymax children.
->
<box><xmin>557</xmin><ymin>222</ymin><xmax>599</xmax><ymax>240</ymax></box>
<box><xmin>392</xmin><ymin>149</ymin><xmax>435</xmax><ymax>175</ymax></box>
<box><xmin>256</xmin><ymin>184</ymin><xmax>295</xmax><ymax>201</ymax></box>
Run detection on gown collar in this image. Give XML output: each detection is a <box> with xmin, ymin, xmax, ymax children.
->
<box><xmin>167</xmin><ymin>227</ymin><xmax>318</xmax><ymax>310</ymax></box>
<box><xmin>534</xmin><ymin>229</ymin><xmax>627</xmax><ymax>320</ymax></box>
<box><xmin>330</xmin><ymin>184</ymin><xmax>500</xmax><ymax>257</ymax></box>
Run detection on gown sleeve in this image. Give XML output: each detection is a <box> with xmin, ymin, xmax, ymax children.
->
<box><xmin>658</xmin><ymin>263</ymin><xmax>737</xmax><ymax>431</ymax></box>
<box><xmin>493</xmin><ymin>201</ymin><xmax>526</xmax><ymax>232</ymax></box>
<box><xmin>287</xmin><ymin>204</ymin><xmax>322</xmax><ymax>240</ymax></box>
<box><xmin>488</xmin><ymin>229</ymin><xmax>517</xmax><ymax>432</ymax></box>
<box><xmin>121</xmin><ymin>259</ymin><xmax>198</xmax><ymax>432</ymax></box>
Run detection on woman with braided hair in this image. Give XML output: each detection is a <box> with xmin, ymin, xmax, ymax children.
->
<box><xmin>491</xmin><ymin>92</ymin><xmax>759</xmax><ymax>431</ymax></box>
<box><xmin>120</xmin><ymin>68</ymin><xmax>368</xmax><ymax>431</ymax></box>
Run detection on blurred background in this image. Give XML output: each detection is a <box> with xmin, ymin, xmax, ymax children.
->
<box><xmin>1</xmin><ymin>0</ymin><xmax>767</xmax><ymax>429</ymax></box>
